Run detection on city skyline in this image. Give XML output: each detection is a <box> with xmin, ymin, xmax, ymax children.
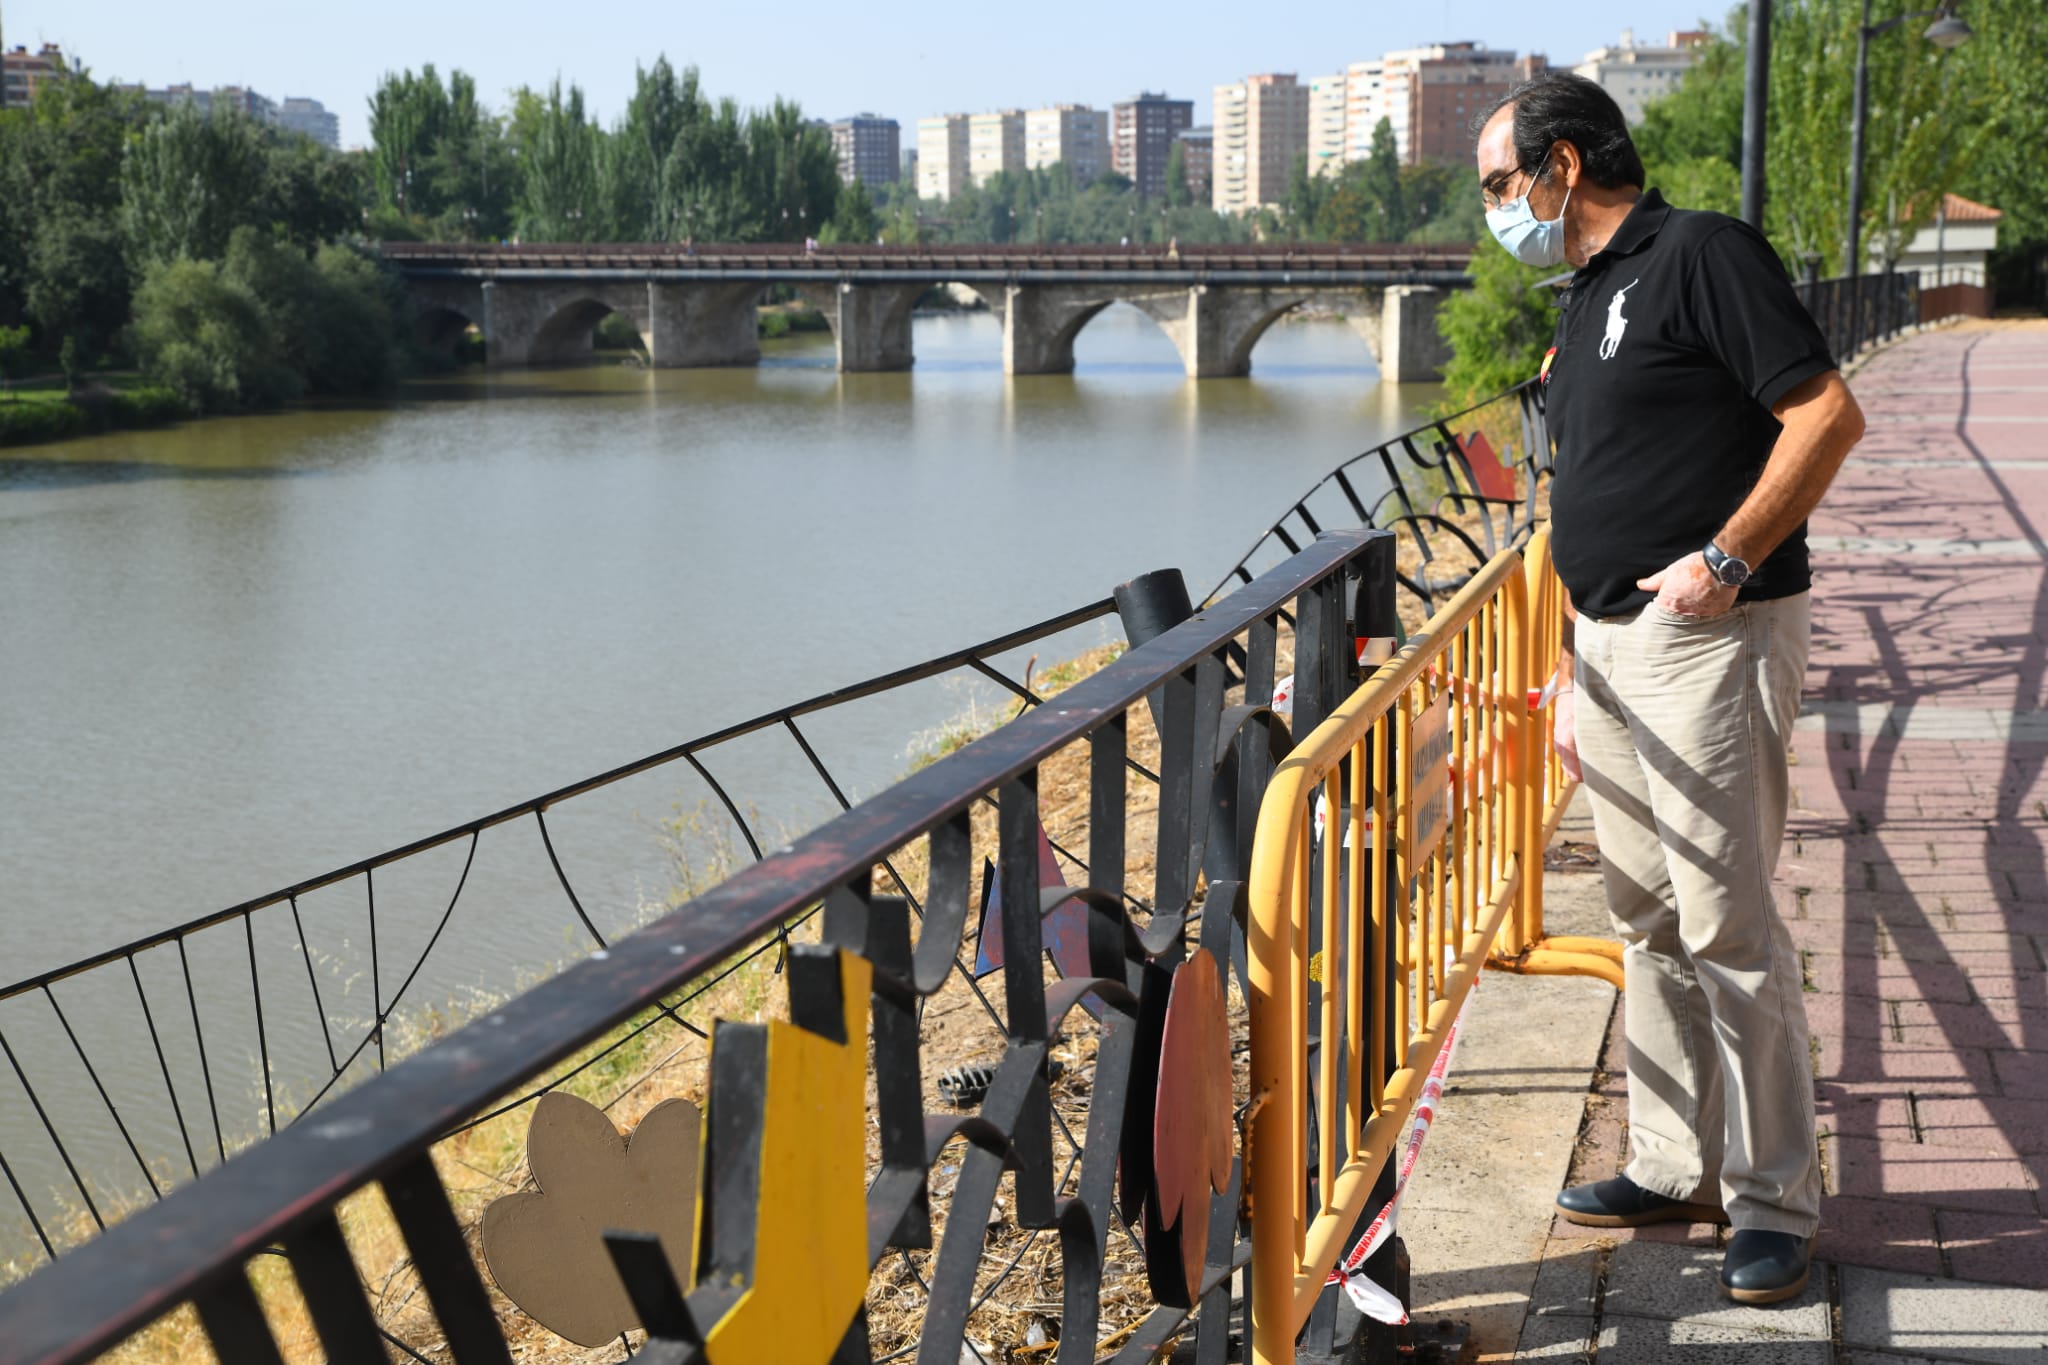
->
<box><xmin>9</xmin><ymin>0</ymin><xmax>1726</xmax><ymax>152</ymax></box>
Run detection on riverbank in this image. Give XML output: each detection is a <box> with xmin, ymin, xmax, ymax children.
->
<box><xmin>0</xmin><ymin>379</ymin><xmax>186</xmax><ymax>448</ymax></box>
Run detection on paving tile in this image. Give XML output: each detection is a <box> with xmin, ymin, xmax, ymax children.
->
<box><xmin>2005</xmin><ymin>1052</ymin><xmax>2048</xmax><ymax>1100</ymax></box>
<box><xmin>1513</xmin><ymin>1311</ymin><xmax>1596</xmax><ymax>1361</ymax></box>
<box><xmin>1839</xmin><ymin>1265</ymin><xmax>2048</xmax><ymax>1362</ymax></box>
<box><xmin>1598</xmin><ymin>1241</ymin><xmax>1829</xmax><ymax>1336</ymax></box>
<box><xmin>1601</xmin><ymin>1315</ymin><xmax>1832</xmax><ymax>1362</ymax></box>
<box><xmin>1525</xmin><ymin>1243</ymin><xmax>1601</xmax><ymax>1318</ymax></box>
<box><xmin>1816</xmin><ymin>1195</ymin><xmax>1945</xmax><ymax>1275</ymax></box>
<box><xmin>1822</xmin><ymin>1135</ymin><xmax>2039</xmax><ymax>1213</ymax></box>
<box><xmin>1913</xmin><ymin>1097</ymin><xmax>2048</xmax><ymax>1155</ymax></box>
<box><xmin>1937</xmin><ymin>1209</ymin><xmax>2048</xmax><ymax>1289</ymax></box>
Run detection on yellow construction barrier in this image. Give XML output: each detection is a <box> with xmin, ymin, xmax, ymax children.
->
<box><xmin>1245</xmin><ymin>531</ymin><xmax>1620</xmax><ymax>1365</ymax></box>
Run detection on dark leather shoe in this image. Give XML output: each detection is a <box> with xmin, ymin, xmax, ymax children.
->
<box><xmin>1721</xmin><ymin>1230</ymin><xmax>1812</xmax><ymax>1304</ymax></box>
<box><xmin>1555</xmin><ymin>1175</ymin><xmax>1729</xmax><ymax>1227</ymax></box>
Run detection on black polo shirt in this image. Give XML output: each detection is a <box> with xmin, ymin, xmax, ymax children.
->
<box><xmin>1545</xmin><ymin>187</ymin><xmax>1836</xmax><ymax>619</ymax></box>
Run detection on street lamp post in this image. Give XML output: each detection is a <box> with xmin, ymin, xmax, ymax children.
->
<box><xmin>1845</xmin><ymin>0</ymin><xmax>1973</xmax><ymax>277</ymax></box>
<box><xmin>1740</xmin><ymin>0</ymin><xmax>1773</xmax><ymax>229</ymax></box>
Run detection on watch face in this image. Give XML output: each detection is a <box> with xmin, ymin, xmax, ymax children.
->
<box><xmin>1705</xmin><ymin>545</ymin><xmax>1749</xmax><ymax>586</ymax></box>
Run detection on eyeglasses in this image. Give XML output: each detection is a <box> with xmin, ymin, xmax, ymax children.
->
<box><xmin>1480</xmin><ymin>153</ymin><xmax>1550</xmax><ymax>211</ymax></box>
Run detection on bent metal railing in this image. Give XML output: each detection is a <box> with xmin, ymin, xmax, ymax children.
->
<box><xmin>1246</xmin><ymin>531</ymin><xmax>1614</xmax><ymax>1365</ymax></box>
<box><xmin>0</xmin><ymin>531</ymin><xmax>1392</xmax><ymax>1365</ymax></box>
<box><xmin>1211</xmin><ymin>379</ymin><xmax>1551</xmax><ymax>617</ymax></box>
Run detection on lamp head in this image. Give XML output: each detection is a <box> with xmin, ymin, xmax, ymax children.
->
<box><xmin>1924</xmin><ymin>6</ymin><xmax>1973</xmax><ymax>48</ymax></box>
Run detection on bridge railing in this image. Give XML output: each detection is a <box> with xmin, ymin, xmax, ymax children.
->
<box><xmin>1244</xmin><ymin>529</ymin><xmax>1608</xmax><ymax>1365</ymax></box>
<box><xmin>0</xmin><ymin>529</ymin><xmax>1392</xmax><ymax>1365</ymax></box>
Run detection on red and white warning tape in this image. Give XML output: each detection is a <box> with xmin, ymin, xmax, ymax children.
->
<box><xmin>1323</xmin><ymin>1005</ymin><xmax>1469</xmax><ymax>1324</ymax></box>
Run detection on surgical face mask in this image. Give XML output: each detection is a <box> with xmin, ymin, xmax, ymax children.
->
<box><xmin>1486</xmin><ymin>180</ymin><xmax>1574</xmax><ymax>267</ymax></box>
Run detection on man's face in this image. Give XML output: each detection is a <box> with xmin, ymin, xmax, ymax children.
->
<box><xmin>1475</xmin><ymin>106</ymin><xmax>1565</xmax><ymax>222</ymax></box>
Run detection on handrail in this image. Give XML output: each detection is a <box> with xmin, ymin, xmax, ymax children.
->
<box><xmin>1245</xmin><ymin>532</ymin><xmax>1616</xmax><ymax>1363</ymax></box>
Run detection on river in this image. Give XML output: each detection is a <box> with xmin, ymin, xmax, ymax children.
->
<box><xmin>0</xmin><ymin>306</ymin><xmax>1442</xmax><ymax>1262</ymax></box>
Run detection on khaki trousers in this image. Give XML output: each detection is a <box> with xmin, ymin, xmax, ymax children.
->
<box><xmin>1573</xmin><ymin>593</ymin><xmax>1820</xmax><ymax>1237</ymax></box>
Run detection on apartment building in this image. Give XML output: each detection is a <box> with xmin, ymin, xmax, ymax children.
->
<box><xmin>1177</xmin><ymin>126</ymin><xmax>1213</xmax><ymax>202</ymax></box>
<box><xmin>1212</xmin><ymin>73</ymin><xmax>1309</xmax><ymax>215</ymax></box>
<box><xmin>1343</xmin><ymin>57</ymin><xmax>1400</xmax><ymax>164</ymax></box>
<box><xmin>916</xmin><ymin>114</ymin><xmax>972</xmax><ymax>201</ymax></box>
<box><xmin>2</xmin><ymin>44</ymin><xmax>70</xmax><ymax>111</ymax></box>
<box><xmin>130</xmin><ymin>82</ymin><xmax>278</xmax><ymax>122</ymax></box>
<box><xmin>829</xmin><ymin>113</ymin><xmax>902</xmax><ymax>186</ymax></box>
<box><xmin>968</xmin><ymin>109</ymin><xmax>1026</xmax><ymax>186</ymax></box>
<box><xmin>1025</xmin><ymin>104</ymin><xmax>1110</xmax><ymax>183</ymax></box>
<box><xmin>1411</xmin><ymin>45</ymin><xmax>1544</xmax><ymax>164</ymax></box>
<box><xmin>1112</xmin><ymin>92</ymin><xmax>1194</xmax><ymax>199</ymax></box>
<box><xmin>1308</xmin><ymin>73</ymin><xmax>1349</xmax><ymax>177</ymax></box>
<box><xmin>275</xmin><ymin>96</ymin><xmax>341</xmax><ymax>149</ymax></box>
<box><xmin>1573</xmin><ymin>29</ymin><xmax>1707</xmax><ymax>124</ymax></box>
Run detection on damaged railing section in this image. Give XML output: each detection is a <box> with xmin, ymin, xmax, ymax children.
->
<box><xmin>1210</xmin><ymin>381</ymin><xmax>1552</xmax><ymax>617</ymax></box>
<box><xmin>0</xmin><ymin>530</ymin><xmax>1397</xmax><ymax>1365</ymax></box>
<box><xmin>1245</xmin><ymin>532</ymin><xmax>1613</xmax><ymax>1365</ymax></box>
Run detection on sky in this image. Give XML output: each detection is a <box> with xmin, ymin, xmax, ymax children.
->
<box><xmin>6</xmin><ymin>0</ymin><xmax>1730</xmax><ymax>151</ymax></box>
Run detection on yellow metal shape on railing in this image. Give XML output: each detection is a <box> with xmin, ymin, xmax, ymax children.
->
<box><xmin>1245</xmin><ymin>533</ymin><xmax>1619</xmax><ymax>1365</ymax></box>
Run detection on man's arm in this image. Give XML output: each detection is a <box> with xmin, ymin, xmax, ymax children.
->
<box><xmin>1637</xmin><ymin>369</ymin><xmax>1867</xmax><ymax>615</ymax></box>
<box><xmin>1716</xmin><ymin>369</ymin><xmax>1867</xmax><ymax>566</ymax></box>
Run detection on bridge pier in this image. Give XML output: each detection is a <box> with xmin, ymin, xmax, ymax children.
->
<box><xmin>1372</xmin><ymin>286</ymin><xmax>1453</xmax><ymax>384</ymax></box>
<box><xmin>1002</xmin><ymin>285</ymin><xmax>1115</xmax><ymax>375</ymax></box>
<box><xmin>796</xmin><ymin>283</ymin><xmax>927</xmax><ymax>372</ymax></box>
<box><xmin>645</xmin><ymin>282</ymin><xmax>762</xmax><ymax>368</ymax></box>
<box><xmin>1129</xmin><ymin>286</ymin><xmax>1309</xmax><ymax>379</ymax></box>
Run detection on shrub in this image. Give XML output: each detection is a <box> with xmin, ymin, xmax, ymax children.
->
<box><xmin>0</xmin><ymin>400</ymin><xmax>87</xmax><ymax>446</ymax></box>
<box><xmin>106</xmin><ymin>385</ymin><xmax>187</xmax><ymax>427</ymax></box>
<box><xmin>1435</xmin><ymin>234</ymin><xmax>1557</xmax><ymax>412</ymax></box>
<box><xmin>133</xmin><ymin>229</ymin><xmax>407</xmax><ymax>411</ymax></box>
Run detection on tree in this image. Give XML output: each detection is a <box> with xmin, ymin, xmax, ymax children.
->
<box><xmin>1633</xmin><ymin>3</ymin><xmax>1992</xmax><ymax>275</ymax></box>
<box><xmin>367</xmin><ymin>65</ymin><xmax>451</xmax><ymax>217</ymax></box>
<box><xmin>120</xmin><ymin>103</ymin><xmax>273</xmax><ymax>266</ymax></box>
<box><xmin>1163</xmin><ymin>140</ymin><xmax>1192</xmax><ymax>208</ymax></box>
<box><xmin>130</xmin><ymin>254</ymin><xmax>288</xmax><ymax>411</ymax></box>
<box><xmin>518</xmin><ymin>80</ymin><xmax>602</xmax><ymax>241</ymax></box>
<box><xmin>828</xmin><ymin>180</ymin><xmax>878</xmax><ymax>243</ymax></box>
<box><xmin>0</xmin><ymin>323</ymin><xmax>28</xmax><ymax>398</ymax></box>
<box><xmin>1355</xmin><ymin>118</ymin><xmax>1407</xmax><ymax>239</ymax></box>
<box><xmin>1435</xmin><ymin>235</ymin><xmax>1555</xmax><ymax>409</ymax></box>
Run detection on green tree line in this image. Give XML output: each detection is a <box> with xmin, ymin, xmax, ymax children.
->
<box><xmin>365</xmin><ymin>58</ymin><xmax>847</xmax><ymax>245</ymax></box>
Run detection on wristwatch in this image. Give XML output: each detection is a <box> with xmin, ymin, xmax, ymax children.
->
<box><xmin>1702</xmin><ymin>542</ymin><xmax>1752</xmax><ymax>587</ymax></box>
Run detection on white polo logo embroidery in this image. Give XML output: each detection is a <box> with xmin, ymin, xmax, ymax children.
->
<box><xmin>1599</xmin><ymin>278</ymin><xmax>1640</xmax><ymax>360</ymax></box>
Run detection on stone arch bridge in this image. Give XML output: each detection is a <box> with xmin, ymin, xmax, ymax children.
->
<box><xmin>384</xmin><ymin>242</ymin><xmax>1475</xmax><ymax>382</ymax></box>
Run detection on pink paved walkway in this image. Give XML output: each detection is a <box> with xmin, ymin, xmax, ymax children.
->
<box><xmin>1785</xmin><ymin>321</ymin><xmax>2048</xmax><ymax>1288</ymax></box>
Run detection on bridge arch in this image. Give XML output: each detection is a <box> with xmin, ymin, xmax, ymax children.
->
<box><xmin>523</xmin><ymin>287</ymin><xmax>652</xmax><ymax>367</ymax></box>
<box><xmin>413</xmin><ymin>305</ymin><xmax>480</xmax><ymax>356</ymax></box>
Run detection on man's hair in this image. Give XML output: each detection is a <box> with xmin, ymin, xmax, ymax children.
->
<box><xmin>1476</xmin><ymin>71</ymin><xmax>1646</xmax><ymax>190</ymax></box>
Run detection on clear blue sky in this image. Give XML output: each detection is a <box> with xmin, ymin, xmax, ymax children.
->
<box><xmin>7</xmin><ymin>0</ymin><xmax>1729</xmax><ymax>150</ymax></box>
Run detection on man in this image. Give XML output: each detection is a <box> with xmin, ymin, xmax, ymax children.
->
<box><xmin>1471</xmin><ymin>73</ymin><xmax>1865</xmax><ymax>1304</ymax></box>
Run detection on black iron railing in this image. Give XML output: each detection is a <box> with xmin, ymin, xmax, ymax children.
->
<box><xmin>0</xmin><ymin>382</ymin><xmax>1556</xmax><ymax>1301</ymax></box>
<box><xmin>0</xmin><ymin>600</ymin><xmax>1118</xmax><ymax>1268</ymax></box>
<box><xmin>1212</xmin><ymin>380</ymin><xmax>1551</xmax><ymax>613</ymax></box>
<box><xmin>1793</xmin><ymin>270</ymin><xmax>1920</xmax><ymax>366</ymax></box>
<box><xmin>0</xmin><ymin>529</ymin><xmax>1397</xmax><ymax>1365</ymax></box>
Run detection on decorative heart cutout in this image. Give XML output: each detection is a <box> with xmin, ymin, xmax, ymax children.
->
<box><xmin>479</xmin><ymin>1091</ymin><xmax>701</xmax><ymax>1347</ymax></box>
